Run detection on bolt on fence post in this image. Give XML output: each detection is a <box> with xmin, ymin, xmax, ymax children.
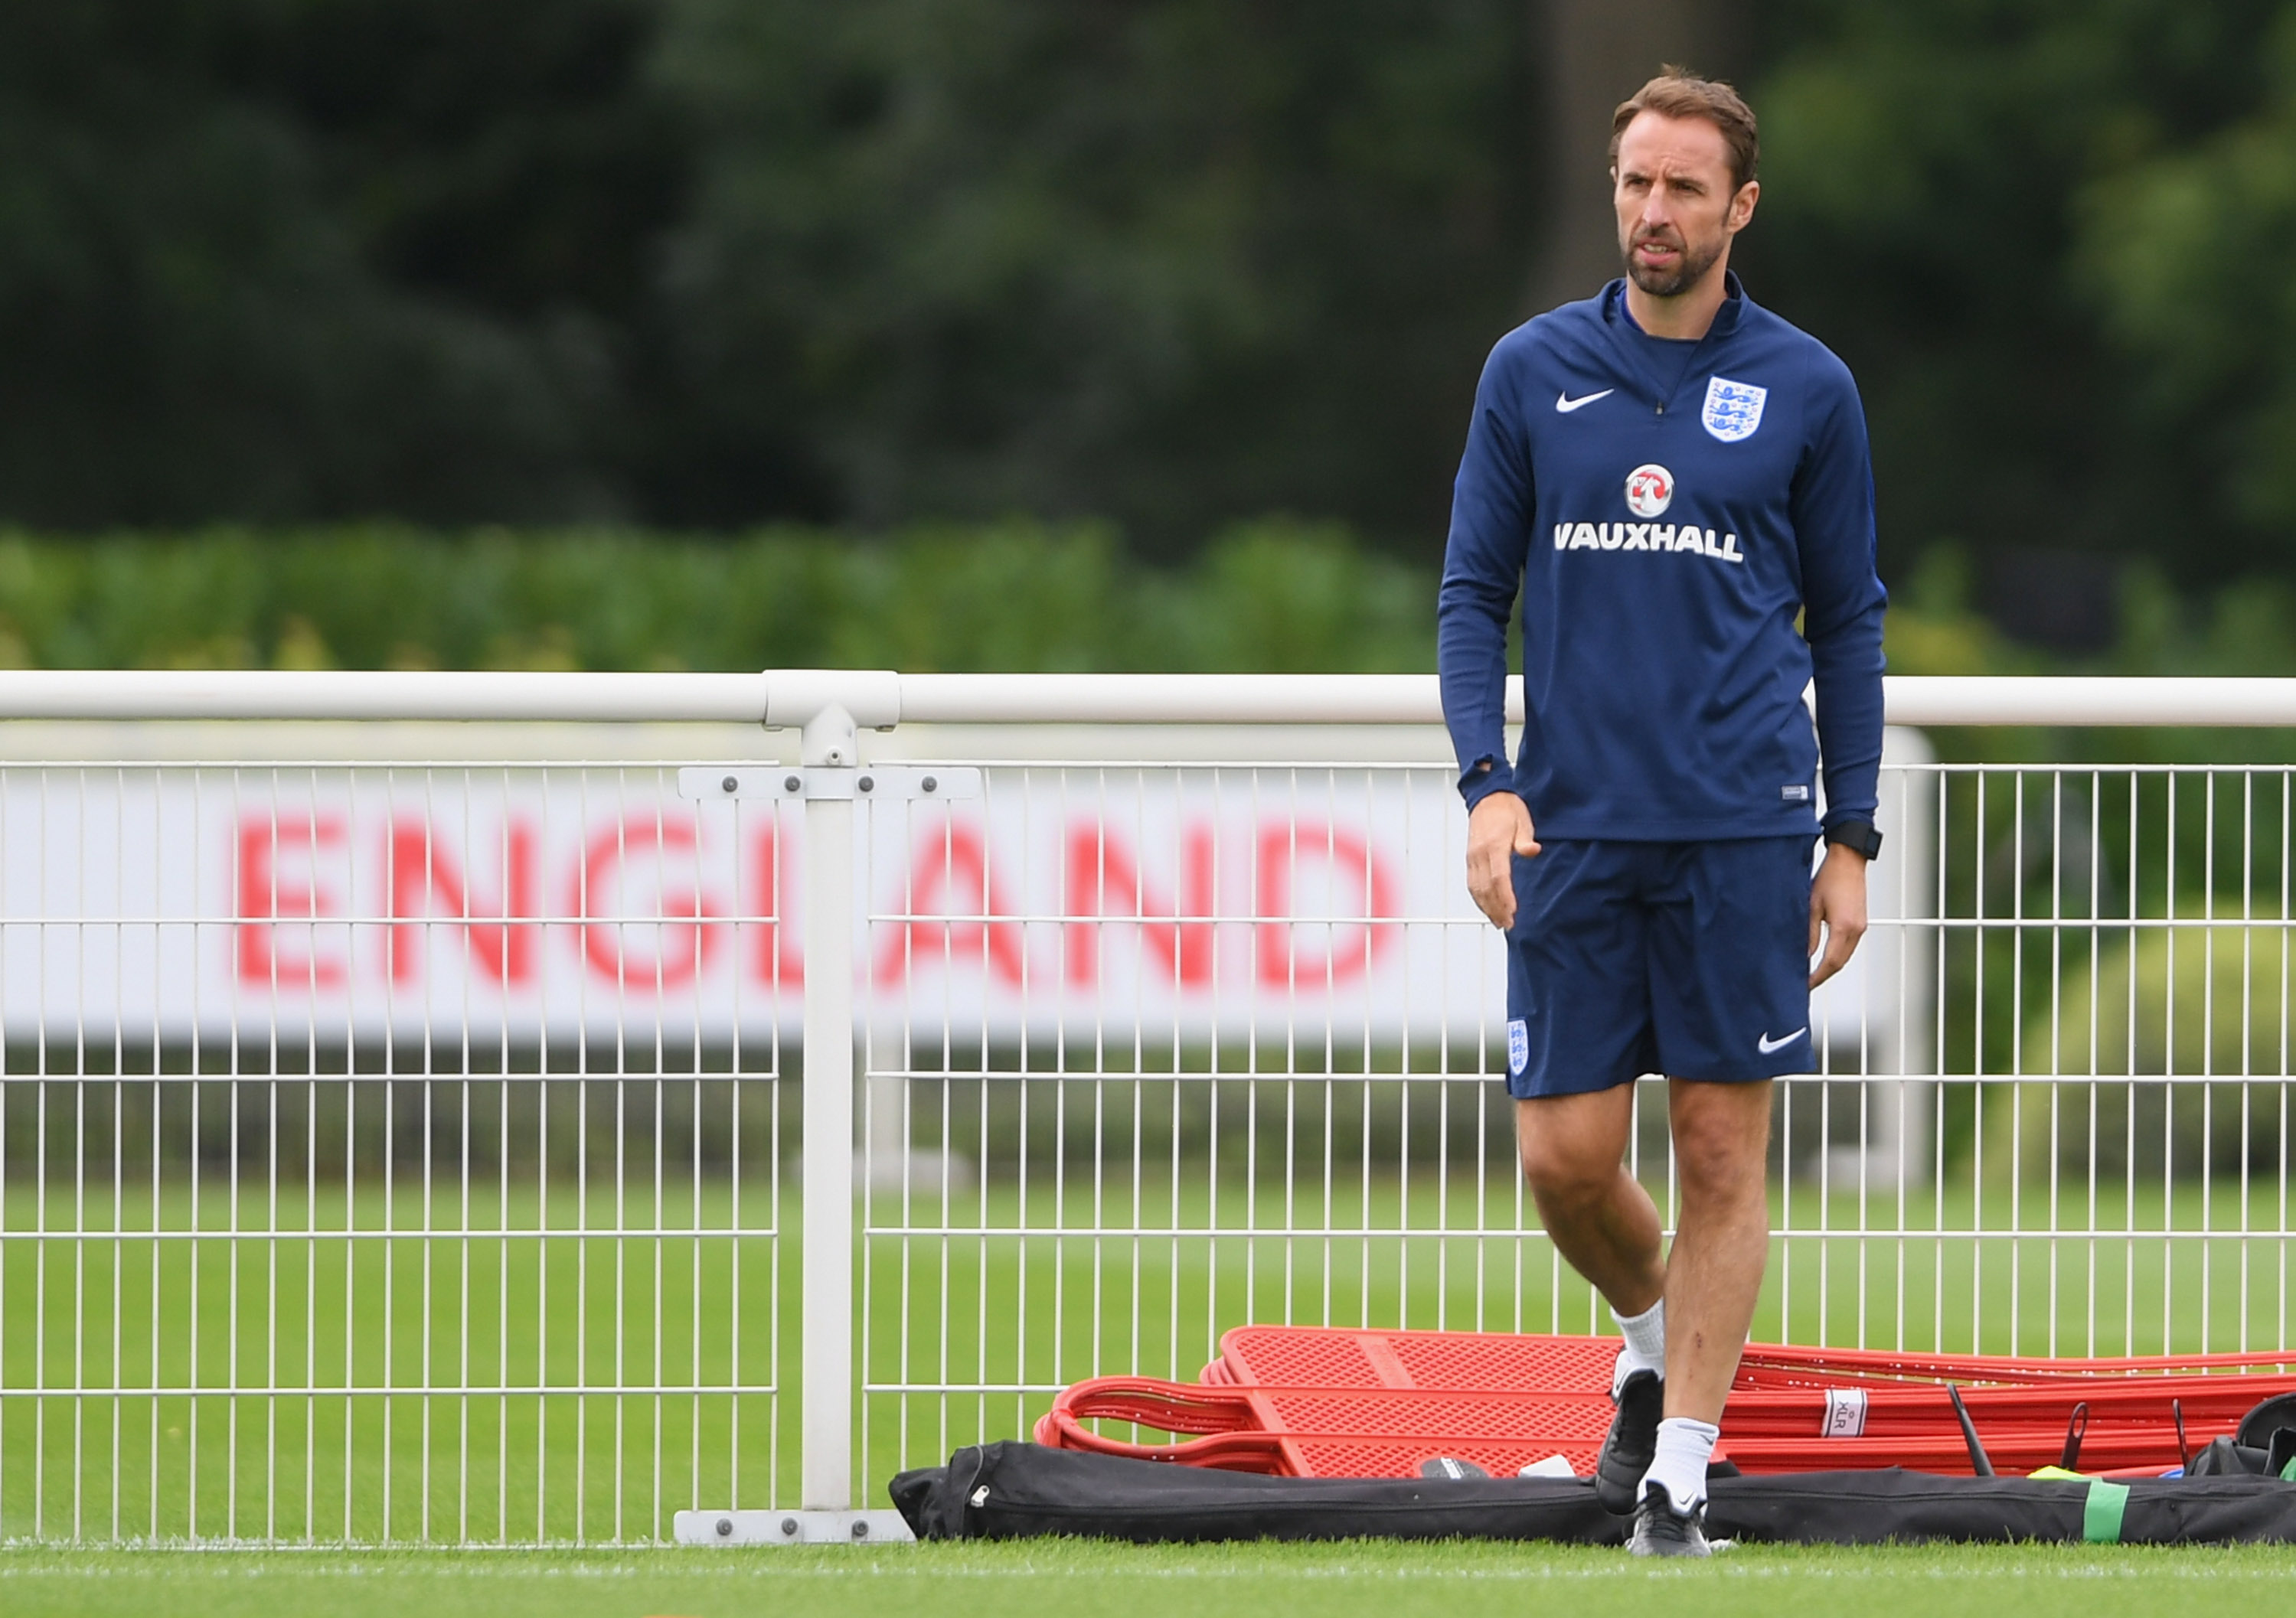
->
<box><xmin>799</xmin><ymin>700</ymin><xmax>859</xmax><ymax>1511</ymax></box>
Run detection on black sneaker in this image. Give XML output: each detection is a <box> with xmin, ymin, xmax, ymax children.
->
<box><xmin>1627</xmin><ymin>1480</ymin><xmax>1710</xmax><ymax>1558</ymax></box>
<box><xmin>1595</xmin><ymin>1367</ymin><xmax>1664</xmax><ymax>1514</ymax></box>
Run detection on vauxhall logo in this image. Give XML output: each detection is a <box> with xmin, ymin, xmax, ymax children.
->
<box><xmin>1553</xmin><ymin>522</ymin><xmax>1743</xmax><ymax>564</ymax></box>
<box><xmin>1552</xmin><ymin>463</ymin><xmax>1744</xmax><ymax>564</ymax></box>
<box><xmin>1624</xmin><ymin>463</ymin><xmax>1672</xmax><ymax>517</ymax></box>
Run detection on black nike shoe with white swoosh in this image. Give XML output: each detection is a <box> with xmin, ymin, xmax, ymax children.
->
<box><xmin>1595</xmin><ymin>1366</ymin><xmax>1664</xmax><ymax>1515</ymax></box>
<box><xmin>1627</xmin><ymin>1480</ymin><xmax>1710</xmax><ymax>1558</ymax></box>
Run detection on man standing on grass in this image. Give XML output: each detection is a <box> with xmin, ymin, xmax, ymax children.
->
<box><xmin>1436</xmin><ymin>70</ymin><xmax>1886</xmax><ymax>1557</ymax></box>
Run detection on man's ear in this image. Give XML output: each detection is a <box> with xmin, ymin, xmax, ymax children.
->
<box><xmin>1729</xmin><ymin>180</ymin><xmax>1761</xmax><ymax>233</ymax></box>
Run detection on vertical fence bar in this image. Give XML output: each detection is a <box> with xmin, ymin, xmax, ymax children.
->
<box><xmin>799</xmin><ymin>711</ymin><xmax>857</xmax><ymax>1513</ymax></box>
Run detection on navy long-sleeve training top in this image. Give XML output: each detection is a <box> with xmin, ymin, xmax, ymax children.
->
<box><xmin>1437</xmin><ymin>273</ymin><xmax>1887</xmax><ymax>841</ymax></box>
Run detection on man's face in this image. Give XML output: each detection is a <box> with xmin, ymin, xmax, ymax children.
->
<box><xmin>1613</xmin><ymin>112</ymin><xmax>1757</xmax><ymax>298</ymax></box>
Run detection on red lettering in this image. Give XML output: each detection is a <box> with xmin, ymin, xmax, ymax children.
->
<box><xmin>1063</xmin><ymin>824</ymin><xmax>1214</xmax><ymax>987</ymax></box>
<box><xmin>750</xmin><ymin>820</ymin><xmax>805</xmax><ymax>987</ymax></box>
<box><xmin>873</xmin><ymin>820</ymin><xmax>1025</xmax><ymax>986</ymax></box>
<box><xmin>235</xmin><ymin>814</ymin><xmax>348</xmax><ymax>987</ymax></box>
<box><xmin>384</xmin><ymin>819</ymin><xmax>539</xmax><ymax>984</ymax></box>
<box><xmin>573</xmin><ymin>817</ymin><xmax>723</xmax><ymax>989</ymax></box>
<box><xmin>1254</xmin><ymin>824</ymin><xmax>1396</xmax><ymax>987</ymax></box>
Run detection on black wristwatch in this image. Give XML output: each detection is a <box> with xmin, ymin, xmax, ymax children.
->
<box><xmin>1824</xmin><ymin>820</ymin><xmax>1883</xmax><ymax>860</ymax></box>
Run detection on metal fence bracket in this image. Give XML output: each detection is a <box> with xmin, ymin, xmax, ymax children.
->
<box><xmin>672</xmin><ymin>1509</ymin><xmax>916</xmax><ymax>1547</ymax></box>
<box><xmin>676</xmin><ymin>765</ymin><xmax>981</xmax><ymax>801</ymax></box>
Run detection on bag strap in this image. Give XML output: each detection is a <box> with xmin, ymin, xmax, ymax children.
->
<box><xmin>2082</xmin><ymin>1479</ymin><xmax>2130</xmax><ymax>1543</ymax></box>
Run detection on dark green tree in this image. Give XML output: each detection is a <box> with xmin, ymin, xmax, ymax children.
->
<box><xmin>651</xmin><ymin>0</ymin><xmax>1542</xmax><ymax>554</ymax></box>
<box><xmin>2083</xmin><ymin>8</ymin><xmax>2296</xmax><ymax>558</ymax></box>
<box><xmin>0</xmin><ymin>0</ymin><xmax>679</xmax><ymax>527</ymax></box>
<box><xmin>1741</xmin><ymin>0</ymin><xmax>2288</xmax><ymax>591</ymax></box>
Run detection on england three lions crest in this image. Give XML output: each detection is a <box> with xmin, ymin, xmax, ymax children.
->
<box><xmin>1701</xmin><ymin>376</ymin><xmax>1767</xmax><ymax>443</ymax></box>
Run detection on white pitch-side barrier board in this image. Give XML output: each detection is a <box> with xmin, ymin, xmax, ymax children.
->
<box><xmin>0</xmin><ymin>736</ymin><xmax>1929</xmax><ymax>1055</ymax></box>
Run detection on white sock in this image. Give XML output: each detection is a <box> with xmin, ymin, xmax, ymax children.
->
<box><xmin>1611</xmin><ymin>1297</ymin><xmax>1665</xmax><ymax>1391</ymax></box>
<box><xmin>1638</xmin><ymin>1416</ymin><xmax>1720</xmax><ymax>1515</ymax></box>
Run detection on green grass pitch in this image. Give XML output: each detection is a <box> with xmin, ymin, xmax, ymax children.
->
<box><xmin>5</xmin><ymin>1541</ymin><xmax>2296</xmax><ymax>1618</ymax></box>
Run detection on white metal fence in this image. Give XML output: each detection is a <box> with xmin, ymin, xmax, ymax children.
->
<box><xmin>2</xmin><ymin>671</ymin><xmax>2294</xmax><ymax>1543</ymax></box>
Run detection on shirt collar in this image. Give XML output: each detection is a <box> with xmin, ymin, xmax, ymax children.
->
<box><xmin>1602</xmin><ymin>269</ymin><xmax>1748</xmax><ymax>338</ymax></box>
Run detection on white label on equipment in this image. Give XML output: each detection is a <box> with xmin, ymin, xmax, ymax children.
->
<box><xmin>1823</xmin><ymin>1388</ymin><xmax>1869</xmax><ymax>1438</ymax></box>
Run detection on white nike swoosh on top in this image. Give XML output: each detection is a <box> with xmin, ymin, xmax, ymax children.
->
<box><xmin>1756</xmin><ymin>1027</ymin><xmax>1808</xmax><ymax>1055</ymax></box>
<box><xmin>1555</xmin><ymin>389</ymin><xmax>1614</xmax><ymax>413</ymax></box>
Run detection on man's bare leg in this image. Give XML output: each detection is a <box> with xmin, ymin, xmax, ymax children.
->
<box><xmin>1518</xmin><ymin>1084</ymin><xmax>1671</xmax><ymax>1519</ymax></box>
<box><xmin>1659</xmin><ymin>1076</ymin><xmax>1775</xmax><ymax>1424</ymax></box>
<box><xmin>1514</xmin><ymin>1088</ymin><xmax>1665</xmax><ymax>1316</ymax></box>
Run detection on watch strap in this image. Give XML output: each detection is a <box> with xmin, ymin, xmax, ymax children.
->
<box><xmin>1824</xmin><ymin>820</ymin><xmax>1883</xmax><ymax>860</ymax></box>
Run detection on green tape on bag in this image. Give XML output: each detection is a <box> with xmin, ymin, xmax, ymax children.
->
<box><xmin>2083</xmin><ymin>1479</ymin><xmax>2130</xmax><ymax>1543</ymax></box>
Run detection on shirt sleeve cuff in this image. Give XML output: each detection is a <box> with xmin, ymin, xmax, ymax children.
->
<box><xmin>1458</xmin><ymin>758</ymin><xmax>1517</xmax><ymax>812</ymax></box>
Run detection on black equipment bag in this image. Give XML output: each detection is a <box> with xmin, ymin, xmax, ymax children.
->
<box><xmin>2154</xmin><ymin>1392</ymin><xmax>2296</xmax><ymax>1480</ymax></box>
<box><xmin>890</xmin><ymin>1441</ymin><xmax>2296</xmax><ymax>1546</ymax></box>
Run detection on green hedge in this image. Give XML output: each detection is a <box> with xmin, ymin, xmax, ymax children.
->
<box><xmin>0</xmin><ymin>520</ymin><xmax>1438</xmax><ymax>675</ymax></box>
<box><xmin>2</xmin><ymin>521</ymin><xmax>2287</xmax><ymax>690</ymax></box>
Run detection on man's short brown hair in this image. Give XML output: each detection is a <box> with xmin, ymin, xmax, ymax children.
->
<box><xmin>1609</xmin><ymin>68</ymin><xmax>1759</xmax><ymax>194</ymax></box>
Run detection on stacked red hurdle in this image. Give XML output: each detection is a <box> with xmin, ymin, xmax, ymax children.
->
<box><xmin>1035</xmin><ymin>1326</ymin><xmax>2296</xmax><ymax>1480</ymax></box>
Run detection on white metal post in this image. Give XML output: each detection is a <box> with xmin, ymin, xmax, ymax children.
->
<box><xmin>674</xmin><ymin>680</ymin><xmax>947</xmax><ymax>1545</ymax></box>
<box><xmin>799</xmin><ymin>702</ymin><xmax>858</xmax><ymax>1513</ymax></box>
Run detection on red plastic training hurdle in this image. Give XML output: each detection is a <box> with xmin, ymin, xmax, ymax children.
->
<box><xmin>1035</xmin><ymin>1326</ymin><xmax>2296</xmax><ymax>1480</ymax></box>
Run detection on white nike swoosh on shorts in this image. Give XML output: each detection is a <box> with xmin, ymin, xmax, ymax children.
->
<box><xmin>1756</xmin><ymin>1027</ymin><xmax>1807</xmax><ymax>1055</ymax></box>
<box><xmin>1555</xmin><ymin>389</ymin><xmax>1614</xmax><ymax>413</ymax></box>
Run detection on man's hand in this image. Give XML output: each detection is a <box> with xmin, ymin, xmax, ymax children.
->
<box><xmin>1466</xmin><ymin>791</ymin><xmax>1541</xmax><ymax>931</ymax></box>
<box><xmin>1808</xmin><ymin>841</ymin><xmax>1870</xmax><ymax>988</ymax></box>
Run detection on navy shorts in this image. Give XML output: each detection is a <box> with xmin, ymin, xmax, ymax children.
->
<box><xmin>1503</xmin><ymin>836</ymin><xmax>1815</xmax><ymax>1098</ymax></box>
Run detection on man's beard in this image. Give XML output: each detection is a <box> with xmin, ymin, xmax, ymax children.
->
<box><xmin>1622</xmin><ymin>230</ymin><xmax>1723</xmax><ymax>298</ymax></box>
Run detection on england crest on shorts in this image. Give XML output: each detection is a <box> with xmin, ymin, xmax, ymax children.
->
<box><xmin>1507</xmin><ymin>1018</ymin><xmax>1529</xmax><ymax>1076</ymax></box>
<box><xmin>1700</xmin><ymin>375</ymin><xmax>1767</xmax><ymax>443</ymax></box>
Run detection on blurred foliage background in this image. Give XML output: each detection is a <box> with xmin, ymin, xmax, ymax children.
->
<box><xmin>11</xmin><ymin>1</ymin><xmax>2296</xmax><ymax>1187</ymax></box>
<box><xmin>5</xmin><ymin>0</ymin><xmax>2296</xmax><ymax>670</ymax></box>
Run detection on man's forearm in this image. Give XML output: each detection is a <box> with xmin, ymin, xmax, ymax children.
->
<box><xmin>1809</xmin><ymin>641</ymin><xmax>1884</xmax><ymax>826</ymax></box>
<box><xmin>1436</xmin><ymin>586</ymin><xmax>1516</xmax><ymax>805</ymax></box>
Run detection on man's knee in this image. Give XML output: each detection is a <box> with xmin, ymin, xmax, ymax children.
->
<box><xmin>1674</xmin><ymin>1133</ymin><xmax>1765</xmax><ymax>1205</ymax></box>
<box><xmin>1517</xmin><ymin>1130</ymin><xmax>1626</xmax><ymax>1214</ymax></box>
<box><xmin>1670</xmin><ymin>1082</ymin><xmax>1772</xmax><ymax>1202</ymax></box>
<box><xmin>1514</xmin><ymin>1089</ymin><xmax>1635</xmax><ymax>1209</ymax></box>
